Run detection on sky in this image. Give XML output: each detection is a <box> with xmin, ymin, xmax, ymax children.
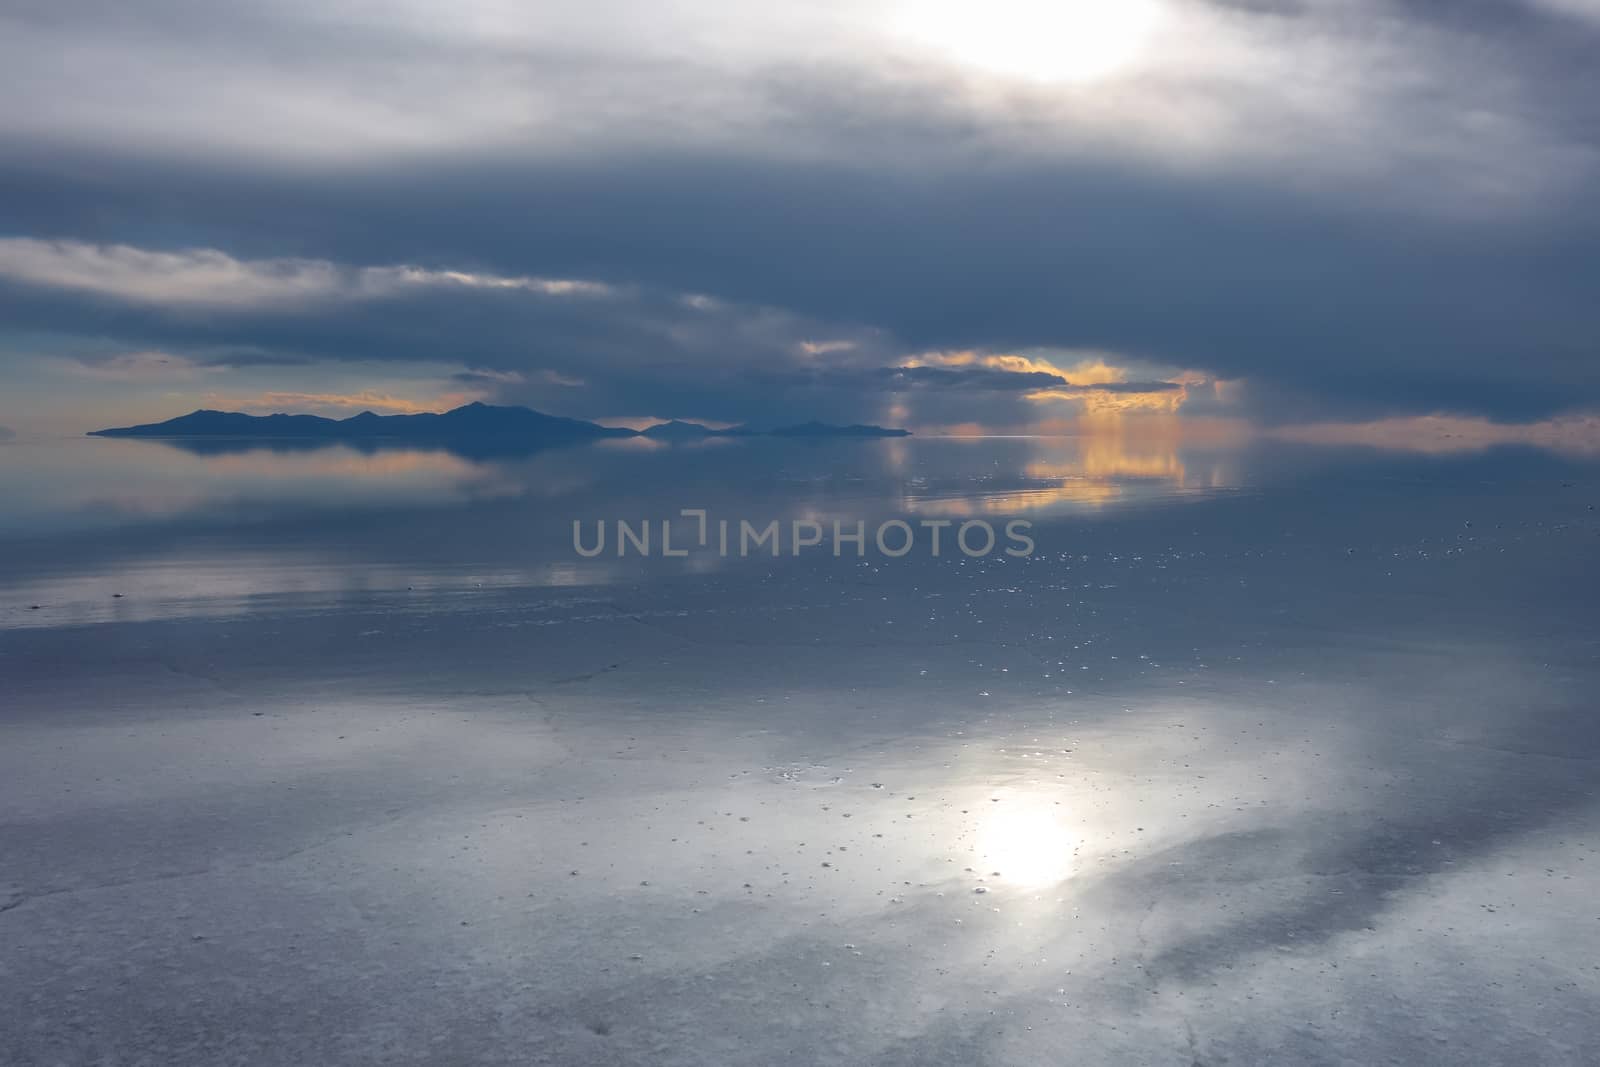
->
<box><xmin>0</xmin><ymin>0</ymin><xmax>1596</xmax><ymax>439</ymax></box>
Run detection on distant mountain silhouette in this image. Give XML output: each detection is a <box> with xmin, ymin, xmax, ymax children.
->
<box><xmin>640</xmin><ymin>419</ymin><xmax>724</xmax><ymax>440</ymax></box>
<box><xmin>91</xmin><ymin>404</ymin><xmax>911</xmax><ymax>442</ymax></box>
<box><xmin>89</xmin><ymin>402</ymin><xmax>632</xmax><ymax>444</ymax></box>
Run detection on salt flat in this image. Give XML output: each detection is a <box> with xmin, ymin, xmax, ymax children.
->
<box><xmin>2</xmin><ymin>436</ymin><xmax>1597</xmax><ymax>1065</ymax></box>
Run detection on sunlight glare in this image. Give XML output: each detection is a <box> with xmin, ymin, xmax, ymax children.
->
<box><xmin>975</xmin><ymin>795</ymin><xmax>1077</xmax><ymax>889</ymax></box>
<box><xmin>894</xmin><ymin>0</ymin><xmax>1164</xmax><ymax>84</ymax></box>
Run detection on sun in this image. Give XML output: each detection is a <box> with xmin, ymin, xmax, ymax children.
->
<box><xmin>893</xmin><ymin>0</ymin><xmax>1164</xmax><ymax>85</ymax></box>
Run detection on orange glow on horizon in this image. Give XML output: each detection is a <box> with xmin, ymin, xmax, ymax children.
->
<box><xmin>902</xmin><ymin>349</ymin><xmax>1215</xmax><ymax>415</ymax></box>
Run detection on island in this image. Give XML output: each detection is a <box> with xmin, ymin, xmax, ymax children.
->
<box><xmin>89</xmin><ymin>403</ymin><xmax>911</xmax><ymax>444</ymax></box>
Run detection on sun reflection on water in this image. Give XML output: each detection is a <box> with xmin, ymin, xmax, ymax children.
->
<box><xmin>973</xmin><ymin>791</ymin><xmax>1079</xmax><ymax>890</ymax></box>
<box><xmin>904</xmin><ymin>417</ymin><xmax>1242</xmax><ymax>516</ymax></box>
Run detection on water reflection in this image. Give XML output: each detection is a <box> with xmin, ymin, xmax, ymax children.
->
<box><xmin>2</xmin><ymin>426</ymin><xmax>1592</xmax><ymax>636</ymax></box>
<box><xmin>972</xmin><ymin>789</ymin><xmax>1079</xmax><ymax>890</ymax></box>
<box><xmin>5</xmin><ymin>427</ymin><xmax>1600</xmax><ymax>1064</ymax></box>
<box><xmin>0</xmin><ymin>426</ymin><xmax>1251</xmax><ymax>541</ymax></box>
<box><xmin>0</xmin><ymin>438</ymin><xmax>518</xmax><ymax>531</ymax></box>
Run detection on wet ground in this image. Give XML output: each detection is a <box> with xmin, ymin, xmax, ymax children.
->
<box><xmin>2</xmin><ymin>433</ymin><xmax>1597</xmax><ymax>1065</ymax></box>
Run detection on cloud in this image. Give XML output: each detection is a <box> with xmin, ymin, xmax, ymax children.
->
<box><xmin>198</xmin><ymin>350</ymin><xmax>318</xmax><ymax>369</ymax></box>
<box><xmin>774</xmin><ymin>363</ymin><xmax>1188</xmax><ymax>395</ymax></box>
<box><xmin>896</xmin><ymin>351</ymin><xmax>1210</xmax><ymax>415</ymax></box>
<box><xmin>450</xmin><ymin>368</ymin><xmax>527</xmax><ymax>387</ymax></box>
<box><xmin>0</xmin><ymin>238</ymin><xmax>611</xmax><ymax>311</ymax></box>
<box><xmin>1527</xmin><ymin>0</ymin><xmax>1600</xmax><ymax>24</ymax></box>
<box><xmin>451</xmin><ymin>368</ymin><xmax>585</xmax><ymax>389</ymax></box>
<box><xmin>0</xmin><ymin>239</ymin><xmax>340</xmax><ymax>309</ymax></box>
<box><xmin>65</xmin><ymin>350</ymin><xmax>215</xmax><ymax>381</ymax></box>
<box><xmin>3</xmin><ymin>0</ymin><xmax>1594</xmax><ymax>211</ymax></box>
<box><xmin>828</xmin><ymin>365</ymin><xmax>1075</xmax><ymax>391</ymax></box>
<box><xmin>200</xmin><ymin>389</ymin><xmax>485</xmax><ymax>417</ymax></box>
<box><xmin>0</xmin><ymin>234</ymin><xmax>914</xmax><ymax>424</ymax></box>
<box><xmin>797</xmin><ymin>340</ymin><xmax>857</xmax><ymax>356</ymax></box>
<box><xmin>0</xmin><ymin>1</ymin><xmax>1598</xmax><ymax>427</ymax></box>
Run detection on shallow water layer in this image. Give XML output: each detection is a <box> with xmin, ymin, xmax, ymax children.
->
<box><xmin>2</xmin><ymin>434</ymin><xmax>1598</xmax><ymax>1065</ymax></box>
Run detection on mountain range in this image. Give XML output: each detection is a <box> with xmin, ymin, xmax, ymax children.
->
<box><xmin>89</xmin><ymin>403</ymin><xmax>911</xmax><ymax>443</ymax></box>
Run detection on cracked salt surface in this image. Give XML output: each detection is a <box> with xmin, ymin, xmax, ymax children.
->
<box><xmin>1</xmin><ymin>437</ymin><xmax>1598</xmax><ymax>1065</ymax></box>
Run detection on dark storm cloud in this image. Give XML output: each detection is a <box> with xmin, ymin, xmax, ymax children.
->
<box><xmin>6</xmin><ymin>147</ymin><xmax>1595</xmax><ymax>423</ymax></box>
<box><xmin>0</xmin><ymin>242</ymin><xmax>904</xmax><ymax>423</ymax></box>
<box><xmin>0</xmin><ymin>0</ymin><xmax>1596</xmax><ymax>424</ymax></box>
